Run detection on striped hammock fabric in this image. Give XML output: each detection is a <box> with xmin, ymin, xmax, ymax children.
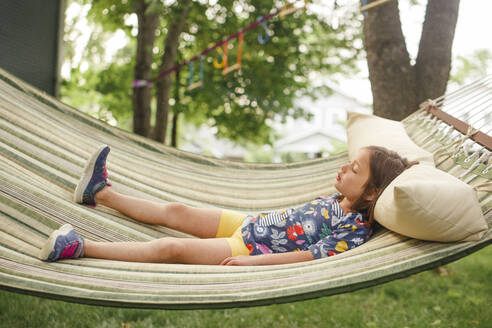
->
<box><xmin>0</xmin><ymin>68</ymin><xmax>490</xmax><ymax>309</ymax></box>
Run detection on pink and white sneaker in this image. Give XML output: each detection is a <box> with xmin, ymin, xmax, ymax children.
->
<box><xmin>39</xmin><ymin>224</ymin><xmax>84</xmax><ymax>262</ymax></box>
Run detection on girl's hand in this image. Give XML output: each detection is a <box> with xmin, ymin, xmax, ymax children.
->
<box><xmin>220</xmin><ymin>255</ymin><xmax>257</xmax><ymax>266</ymax></box>
<box><xmin>220</xmin><ymin>251</ymin><xmax>314</xmax><ymax>266</ymax></box>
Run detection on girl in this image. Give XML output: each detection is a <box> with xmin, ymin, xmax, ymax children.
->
<box><xmin>40</xmin><ymin>145</ymin><xmax>417</xmax><ymax>266</ymax></box>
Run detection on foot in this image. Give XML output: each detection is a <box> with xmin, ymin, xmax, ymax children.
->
<box><xmin>39</xmin><ymin>224</ymin><xmax>85</xmax><ymax>262</ymax></box>
<box><xmin>73</xmin><ymin>145</ymin><xmax>111</xmax><ymax>206</ymax></box>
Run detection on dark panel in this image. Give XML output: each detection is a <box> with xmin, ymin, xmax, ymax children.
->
<box><xmin>0</xmin><ymin>0</ymin><xmax>64</xmax><ymax>96</ymax></box>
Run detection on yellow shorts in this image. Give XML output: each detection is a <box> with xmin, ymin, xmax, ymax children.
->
<box><xmin>215</xmin><ymin>210</ymin><xmax>250</xmax><ymax>256</ymax></box>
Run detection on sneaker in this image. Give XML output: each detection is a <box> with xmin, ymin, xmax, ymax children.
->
<box><xmin>73</xmin><ymin>144</ymin><xmax>111</xmax><ymax>206</ymax></box>
<box><xmin>39</xmin><ymin>224</ymin><xmax>85</xmax><ymax>262</ymax></box>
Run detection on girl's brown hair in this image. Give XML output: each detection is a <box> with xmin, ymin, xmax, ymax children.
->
<box><xmin>346</xmin><ymin>146</ymin><xmax>419</xmax><ymax>224</ymax></box>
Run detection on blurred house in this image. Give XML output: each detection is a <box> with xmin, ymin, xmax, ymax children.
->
<box><xmin>180</xmin><ymin>87</ymin><xmax>372</xmax><ymax>161</ymax></box>
<box><xmin>273</xmin><ymin>87</ymin><xmax>371</xmax><ymax>160</ymax></box>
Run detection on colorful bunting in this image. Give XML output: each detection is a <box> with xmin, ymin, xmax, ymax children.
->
<box><xmin>132</xmin><ymin>1</ymin><xmax>308</xmax><ymax>90</ymax></box>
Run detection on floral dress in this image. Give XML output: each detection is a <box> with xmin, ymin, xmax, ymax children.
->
<box><xmin>241</xmin><ymin>193</ymin><xmax>372</xmax><ymax>259</ymax></box>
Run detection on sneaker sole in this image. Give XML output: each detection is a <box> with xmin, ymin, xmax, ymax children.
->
<box><xmin>39</xmin><ymin>224</ymin><xmax>74</xmax><ymax>261</ymax></box>
<box><xmin>73</xmin><ymin>144</ymin><xmax>109</xmax><ymax>203</ymax></box>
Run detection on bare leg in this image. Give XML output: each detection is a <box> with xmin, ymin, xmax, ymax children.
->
<box><xmin>84</xmin><ymin>237</ymin><xmax>231</xmax><ymax>264</ymax></box>
<box><xmin>95</xmin><ymin>187</ymin><xmax>221</xmax><ymax>238</ymax></box>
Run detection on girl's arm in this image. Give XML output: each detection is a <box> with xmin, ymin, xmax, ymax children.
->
<box><xmin>220</xmin><ymin>250</ymin><xmax>314</xmax><ymax>266</ymax></box>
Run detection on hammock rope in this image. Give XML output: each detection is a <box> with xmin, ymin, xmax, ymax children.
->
<box><xmin>433</xmin><ymin>126</ymin><xmax>479</xmax><ymax>162</ymax></box>
<box><xmin>0</xmin><ymin>68</ymin><xmax>490</xmax><ymax>309</ymax></box>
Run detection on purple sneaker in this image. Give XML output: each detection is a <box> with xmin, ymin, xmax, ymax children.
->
<box><xmin>39</xmin><ymin>224</ymin><xmax>85</xmax><ymax>262</ymax></box>
<box><xmin>73</xmin><ymin>145</ymin><xmax>111</xmax><ymax>206</ymax></box>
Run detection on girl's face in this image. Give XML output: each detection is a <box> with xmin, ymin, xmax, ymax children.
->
<box><xmin>335</xmin><ymin>148</ymin><xmax>373</xmax><ymax>203</ymax></box>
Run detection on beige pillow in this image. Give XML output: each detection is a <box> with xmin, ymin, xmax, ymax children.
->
<box><xmin>374</xmin><ymin>164</ymin><xmax>488</xmax><ymax>242</ymax></box>
<box><xmin>346</xmin><ymin>112</ymin><xmax>435</xmax><ymax>165</ymax></box>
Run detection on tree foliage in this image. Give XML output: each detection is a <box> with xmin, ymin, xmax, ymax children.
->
<box><xmin>450</xmin><ymin>49</ymin><xmax>492</xmax><ymax>86</ymax></box>
<box><xmin>62</xmin><ymin>0</ymin><xmax>363</xmax><ymax>146</ymax></box>
<box><xmin>176</xmin><ymin>1</ymin><xmax>362</xmax><ymax>144</ymax></box>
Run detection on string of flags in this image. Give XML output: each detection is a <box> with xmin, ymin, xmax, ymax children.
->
<box><xmin>132</xmin><ymin>0</ymin><xmax>308</xmax><ymax>91</ymax></box>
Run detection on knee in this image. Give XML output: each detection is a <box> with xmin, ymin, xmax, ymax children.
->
<box><xmin>164</xmin><ymin>202</ymin><xmax>188</xmax><ymax>217</ymax></box>
<box><xmin>151</xmin><ymin>237</ymin><xmax>185</xmax><ymax>262</ymax></box>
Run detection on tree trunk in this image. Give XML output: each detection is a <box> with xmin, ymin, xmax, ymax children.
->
<box><xmin>415</xmin><ymin>0</ymin><xmax>460</xmax><ymax>102</ymax></box>
<box><xmin>363</xmin><ymin>0</ymin><xmax>460</xmax><ymax>120</ymax></box>
<box><xmin>154</xmin><ymin>1</ymin><xmax>191</xmax><ymax>143</ymax></box>
<box><xmin>171</xmin><ymin>111</ymin><xmax>179</xmax><ymax>148</ymax></box>
<box><xmin>132</xmin><ymin>0</ymin><xmax>159</xmax><ymax>137</ymax></box>
<box><xmin>170</xmin><ymin>66</ymin><xmax>180</xmax><ymax>148</ymax></box>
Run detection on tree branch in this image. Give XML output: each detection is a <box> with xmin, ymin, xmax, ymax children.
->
<box><xmin>132</xmin><ymin>0</ymin><xmax>159</xmax><ymax>137</ymax></box>
<box><xmin>155</xmin><ymin>0</ymin><xmax>192</xmax><ymax>143</ymax></box>
<box><xmin>363</xmin><ymin>0</ymin><xmax>416</xmax><ymax>120</ymax></box>
<box><xmin>415</xmin><ymin>0</ymin><xmax>460</xmax><ymax>102</ymax></box>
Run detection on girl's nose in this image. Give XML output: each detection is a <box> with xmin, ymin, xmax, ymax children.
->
<box><xmin>341</xmin><ymin>163</ymin><xmax>349</xmax><ymax>172</ymax></box>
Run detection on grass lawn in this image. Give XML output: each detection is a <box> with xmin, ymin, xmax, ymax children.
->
<box><xmin>1</xmin><ymin>245</ymin><xmax>490</xmax><ymax>328</ymax></box>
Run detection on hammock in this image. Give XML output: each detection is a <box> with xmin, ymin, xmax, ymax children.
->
<box><xmin>0</xmin><ymin>68</ymin><xmax>490</xmax><ymax>309</ymax></box>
